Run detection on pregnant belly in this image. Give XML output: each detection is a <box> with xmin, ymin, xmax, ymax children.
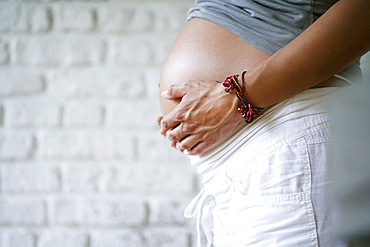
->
<box><xmin>159</xmin><ymin>18</ymin><xmax>270</xmax><ymax>116</ymax></box>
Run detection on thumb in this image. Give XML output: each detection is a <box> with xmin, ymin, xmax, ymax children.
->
<box><xmin>161</xmin><ymin>84</ymin><xmax>186</xmax><ymax>100</ymax></box>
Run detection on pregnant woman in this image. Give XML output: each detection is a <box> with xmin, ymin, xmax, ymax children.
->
<box><xmin>158</xmin><ymin>0</ymin><xmax>370</xmax><ymax>246</ymax></box>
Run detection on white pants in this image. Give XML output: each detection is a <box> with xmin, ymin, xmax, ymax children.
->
<box><xmin>185</xmin><ymin>87</ymin><xmax>350</xmax><ymax>247</ymax></box>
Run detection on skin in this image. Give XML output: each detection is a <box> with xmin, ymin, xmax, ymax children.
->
<box><xmin>158</xmin><ymin>19</ymin><xmax>270</xmax><ymax>152</ymax></box>
<box><xmin>159</xmin><ymin>0</ymin><xmax>370</xmax><ymax>155</ymax></box>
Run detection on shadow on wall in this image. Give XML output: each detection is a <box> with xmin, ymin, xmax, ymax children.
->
<box><xmin>331</xmin><ymin>52</ymin><xmax>370</xmax><ymax>247</ymax></box>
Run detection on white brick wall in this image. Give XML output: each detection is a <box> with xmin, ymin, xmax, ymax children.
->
<box><xmin>0</xmin><ymin>0</ymin><xmax>196</xmax><ymax>246</ymax></box>
<box><xmin>1</xmin><ymin>1</ymin><xmax>369</xmax><ymax>247</ymax></box>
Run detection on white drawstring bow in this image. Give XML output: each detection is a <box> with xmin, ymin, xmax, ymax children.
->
<box><xmin>184</xmin><ymin>188</ymin><xmax>215</xmax><ymax>247</ymax></box>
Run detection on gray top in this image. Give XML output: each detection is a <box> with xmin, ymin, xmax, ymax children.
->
<box><xmin>187</xmin><ymin>0</ymin><xmax>362</xmax><ymax>83</ymax></box>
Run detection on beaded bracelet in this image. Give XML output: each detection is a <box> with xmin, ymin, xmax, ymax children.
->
<box><xmin>222</xmin><ymin>71</ymin><xmax>264</xmax><ymax>123</ymax></box>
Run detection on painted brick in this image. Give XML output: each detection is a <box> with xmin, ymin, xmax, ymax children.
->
<box><xmin>38</xmin><ymin>230</ymin><xmax>88</xmax><ymax>247</ymax></box>
<box><xmin>1</xmin><ymin>163</ymin><xmax>60</xmax><ymax>193</ymax></box>
<box><xmin>54</xmin><ymin>5</ymin><xmax>95</xmax><ymax>31</ymax></box>
<box><xmin>110</xmin><ymin>35</ymin><xmax>175</xmax><ymax>65</ymax></box>
<box><xmin>52</xmin><ymin>68</ymin><xmax>145</xmax><ymax>99</ymax></box>
<box><xmin>51</xmin><ymin>198</ymin><xmax>81</xmax><ymax>225</ymax></box>
<box><xmin>105</xmin><ymin>99</ymin><xmax>159</xmax><ymax>129</ymax></box>
<box><xmin>0</xmin><ymin>132</ymin><xmax>34</xmax><ymax>160</ymax></box>
<box><xmin>63</xmin><ymin>163</ymin><xmax>102</xmax><ymax>192</ymax></box>
<box><xmin>4</xmin><ymin>99</ymin><xmax>61</xmax><ymax>127</ymax></box>
<box><xmin>97</xmin><ymin>6</ymin><xmax>152</xmax><ymax>33</ymax></box>
<box><xmin>142</xmin><ymin>228</ymin><xmax>190</xmax><ymax>247</ymax></box>
<box><xmin>151</xmin><ymin>4</ymin><xmax>189</xmax><ymax>31</ymax></box>
<box><xmin>0</xmin><ymin>3</ymin><xmax>23</xmax><ymax>32</ymax></box>
<box><xmin>0</xmin><ymin>69</ymin><xmax>45</xmax><ymax>96</ymax></box>
<box><xmin>24</xmin><ymin>5</ymin><xmax>51</xmax><ymax>32</ymax></box>
<box><xmin>64</xmin><ymin>102</ymin><xmax>103</xmax><ymax>127</ymax></box>
<box><xmin>0</xmin><ymin>4</ymin><xmax>51</xmax><ymax>32</ymax></box>
<box><xmin>0</xmin><ymin>198</ymin><xmax>46</xmax><ymax>225</ymax></box>
<box><xmin>90</xmin><ymin>230</ymin><xmax>144</xmax><ymax>247</ymax></box>
<box><xmin>41</xmin><ymin>131</ymin><xmax>134</xmax><ymax>160</ymax></box>
<box><xmin>144</xmin><ymin>68</ymin><xmax>162</xmax><ymax>100</ymax></box>
<box><xmin>148</xmin><ymin>199</ymin><xmax>187</xmax><ymax>226</ymax></box>
<box><xmin>0</xmin><ymin>39</ymin><xmax>9</xmax><ymax>64</ymax></box>
<box><xmin>0</xmin><ymin>0</ymin><xmax>197</xmax><ymax>244</ymax></box>
<box><xmin>151</xmin><ymin>35</ymin><xmax>177</xmax><ymax>64</ymax></box>
<box><xmin>0</xmin><ymin>229</ymin><xmax>35</xmax><ymax>247</ymax></box>
<box><xmin>0</xmin><ymin>106</ymin><xmax>3</xmax><ymax>126</ymax></box>
<box><xmin>16</xmin><ymin>36</ymin><xmax>104</xmax><ymax>66</ymax></box>
<box><xmin>82</xmin><ymin>198</ymin><xmax>147</xmax><ymax>227</ymax></box>
<box><xmin>136</xmin><ymin>131</ymin><xmax>189</xmax><ymax>163</ymax></box>
<box><xmin>110</xmin><ymin>37</ymin><xmax>152</xmax><ymax>65</ymax></box>
<box><xmin>104</xmin><ymin>163</ymin><xmax>195</xmax><ymax>195</ymax></box>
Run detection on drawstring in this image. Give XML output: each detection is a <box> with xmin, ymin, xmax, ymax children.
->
<box><xmin>184</xmin><ymin>188</ymin><xmax>215</xmax><ymax>247</ymax></box>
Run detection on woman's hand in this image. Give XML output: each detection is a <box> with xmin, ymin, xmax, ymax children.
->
<box><xmin>159</xmin><ymin>79</ymin><xmax>242</xmax><ymax>155</ymax></box>
<box><xmin>157</xmin><ymin>116</ymin><xmax>177</xmax><ymax>149</ymax></box>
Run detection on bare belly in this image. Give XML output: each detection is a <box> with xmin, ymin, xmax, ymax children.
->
<box><xmin>159</xmin><ymin>18</ymin><xmax>346</xmax><ymax>116</ymax></box>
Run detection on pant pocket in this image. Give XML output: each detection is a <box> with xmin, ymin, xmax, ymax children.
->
<box><xmin>233</xmin><ymin>138</ymin><xmax>312</xmax><ymax>197</ymax></box>
<box><xmin>223</xmin><ymin>138</ymin><xmax>319</xmax><ymax>246</ymax></box>
<box><xmin>226</xmin><ymin>192</ymin><xmax>318</xmax><ymax>247</ymax></box>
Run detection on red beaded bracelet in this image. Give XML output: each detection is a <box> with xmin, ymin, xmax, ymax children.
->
<box><xmin>222</xmin><ymin>71</ymin><xmax>264</xmax><ymax>123</ymax></box>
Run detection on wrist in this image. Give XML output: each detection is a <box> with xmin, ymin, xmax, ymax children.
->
<box><xmin>222</xmin><ymin>72</ymin><xmax>264</xmax><ymax>123</ymax></box>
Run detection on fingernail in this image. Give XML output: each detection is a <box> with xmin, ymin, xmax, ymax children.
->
<box><xmin>176</xmin><ymin>142</ymin><xmax>181</xmax><ymax>150</ymax></box>
<box><xmin>183</xmin><ymin>150</ymin><xmax>189</xmax><ymax>155</ymax></box>
<box><xmin>161</xmin><ymin>91</ymin><xmax>170</xmax><ymax>99</ymax></box>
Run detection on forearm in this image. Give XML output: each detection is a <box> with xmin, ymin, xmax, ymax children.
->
<box><xmin>244</xmin><ymin>0</ymin><xmax>370</xmax><ymax>108</ymax></box>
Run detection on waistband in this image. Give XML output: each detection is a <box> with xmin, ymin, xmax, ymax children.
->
<box><xmin>187</xmin><ymin>87</ymin><xmax>343</xmax><ymax>179</ymax></box>
<box><xmin>184</xmin><ymin>87</ymin><xmax>344</xmax><ymax>247</ymax></box>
